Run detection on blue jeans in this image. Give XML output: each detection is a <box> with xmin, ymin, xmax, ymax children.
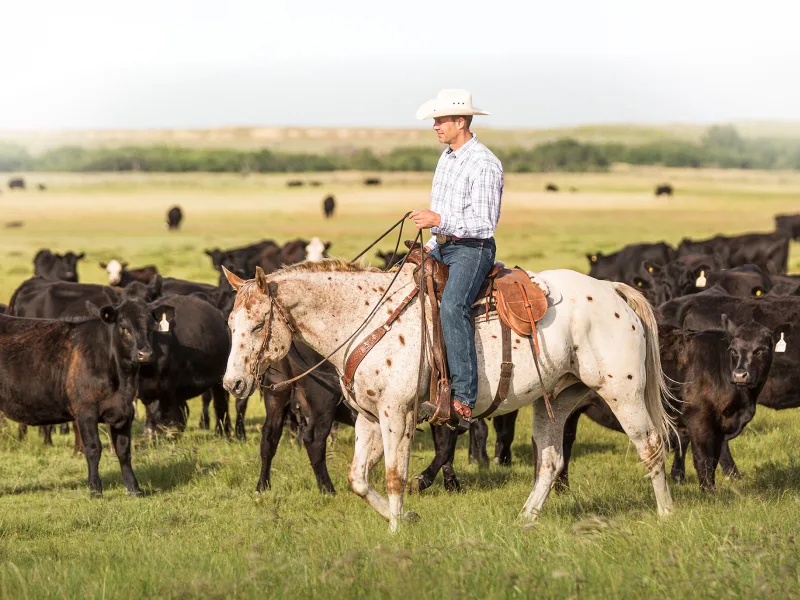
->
<box><xmin>429</xmin><ymin>239</ymin><xmax>496</xmax><ymax>408</ymax></box>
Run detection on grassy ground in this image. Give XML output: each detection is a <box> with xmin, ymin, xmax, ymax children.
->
<box><xmin>0</xmin><ymin>168</ymin><xmax>799</xmax><ymax>599</ymax></box>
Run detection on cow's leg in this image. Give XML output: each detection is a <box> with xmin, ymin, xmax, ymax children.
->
<box><xmin>670</xmin><ymin>429</ymin><xmax>690</xmax><ymax>484</ymax></box>
<box><xmin>303</xmin><ymin>404</ymin><xmax>336</xmax><ymax>494</ymax></box>
<box><xmin>17</xmin><ymin>423</ymin><xmax>27</xmax><ymax>441</ymax></box>
<box><xmin>211</xmin><ymin>384</ymin><xmax>231</xmax><ymax>437</ymax></box>
<box><xmin>493</xmin><ymin>410</ymin><xmax>518</xmax><ymax>466</ymax></box>
<box><xmin>719</xmin><ymin>440</ymin><xmax>743</xmax><ymax>479</ymax></box>
<box><xmin>409</xmin><ymin>424</ymin><xmax>457</xmax><ymax>493</ymax></box>
<box><xmin>594</xmin><ymin>385</ymin><xmax>673</xmax><ymax>517</ymax></box>
<box><xmin>199</xmin><ymin>390</ymin><xmax>212</xmax><ymax>430</ymax></box>
<box><xmin>41</xmin><ymin>426</ymin><xmax>54</xmax><ymax>446</ymax></box>
<box><xmin>256</xmin><ymin>390</ymin><xmax>289</xmax><ymax>492</ymax></box>
<box><xmin>59</xmin><ymin>423</ymin><xmax>70</xmax><ymax>435</ymax></box>
<box><xmin>520</xmin><ymin>387</ymin><xmax>587</xmax><ymax>522</ymax></box>
<box><xmin>380</xmin><ymin>408</ymin><xmax>416</xmax><ymax>532</ymax></box>
<box><xmin>235</xmin><ymin>396</ymin><xmax>249</xmax><ymax>440</ymax></box>
<box><xmin>688</xmin><ymin>417</ymin><xmax>722</xmax><ymax>491</ymax></box>
<box><xmin>468</xmin><ymin>420</ymin><xmax>489</xmax><ymax>466</ymax></box>
<box><xmin>73</xmin><ymin>420</ymin><xmax>83</xmax><ymax>454</ymax></box>
<box><xmin>110</xmin><ymin>419</ymin><xmax>142</xmax><ymax>496</ymax></box>
<box><xmin>348</xmin><ymin>416</ymin><xmax>390</xmax><ymax>522</ymax></box>
<box><xmin>76</xmin><ymin>413</ymin><xmax>103</xmax><ymax>496</ymax></box>
<box><xmin>557</xmin><ymin>409</ymin><xmax>582</xmax><ymax>490</ymax></box>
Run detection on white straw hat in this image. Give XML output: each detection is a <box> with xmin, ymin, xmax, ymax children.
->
<box><xmin>416</xmin><ymin>89</ymin><xmax>490</xmax><ymax>120</ymax></box>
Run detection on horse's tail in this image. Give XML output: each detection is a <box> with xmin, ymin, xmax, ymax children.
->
<box><xmin>610</xmin><ymin>282</ymin><xmax>677</xmax><ymax>458</ymax></box>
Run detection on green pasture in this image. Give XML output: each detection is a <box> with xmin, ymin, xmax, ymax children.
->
<box><xmin>0</xmin><ymin>169</ymin><xmax>799</xmax><ymax>599</ymax></box>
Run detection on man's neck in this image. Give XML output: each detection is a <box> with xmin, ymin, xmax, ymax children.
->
<box><xmin>448</xmin><ymin>130</ymin><xmax>473</xmax><ymax>152</ymax></box>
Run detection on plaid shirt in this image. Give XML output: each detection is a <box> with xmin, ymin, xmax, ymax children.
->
<box><xmin>426</xmin><ymin>134</ymin><xmax>503</xmax><ymax>250</ymax></box>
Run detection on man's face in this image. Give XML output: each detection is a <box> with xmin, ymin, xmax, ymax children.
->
<box><xmin>433</xmin><ymin>116</ymin><xmax>461</xmax><ymax>144</ymax></box>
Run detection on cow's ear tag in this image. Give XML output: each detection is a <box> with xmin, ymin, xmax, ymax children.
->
<box><xmin>158</xmin><ymin>313</ymin><xmax>170</xmax><ymax>332</ymax></box>
<box><xmin>591</xmin><ymin>255</ymin><xmax>597</xmax><ymax>262</ymax></box>
<box><xmin>695</xmin><ymin>270</ymin><xmax>707</xmax><ymax>288</ymax></box>
<box><xmin>647</xmin><ymin>266</ymin><xmax>654</xmax><ymax>273</ymax></box>
<box><xmin>755</xmin><ymin>289</ymin><xmax>763</xmax><ymax>297</ymax></box>
<box><xmin>775</xmin><ymin>332</ymin><xmax>787</xmax><ymax>353</ymax></box>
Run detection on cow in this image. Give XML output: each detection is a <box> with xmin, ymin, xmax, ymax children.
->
<box><xmin>0</xmin><ymin>303</ymin><xmax>6</xmax><ymax>314</ymax></box>
<box><xmin>305</xmin><ymin>237</ymin><xmax>331</xmax><ymax>262</ymax></box>
<box><xmin>586</xmin><ymin>242</ymin><xmax>676</xmax><ymax>284</ymax></box>
<box><xmin>33</xmin><ymin>249</ymin><xmax>85</xmax><ymax>282</ymax></box>
<box><xmin>99</xmin><ymin>260</ymin><xmax>159</xmax><ymax>286</ymax></box>
<box><xmin>5</xmin><ymin>221</ymin><xmax>24</xmax><ymax>229</ymax></box>
<box><xmin>166</xmin><ymin>206</ymin><xmax>183</xmax><ymax>230</ymax></box>
<box><xmin>655</xmin><ymin>184</ymin><xmax>673</xmax><ymax>196</ymax></box>
<box><xmin>37</xmin><ymin>183</ymin><xmax>46</xmax><ymax>191</ymax></box>
<box><xmin>309</xmin><ymin>181</ymin><xmax>322</xmax><ymax>187</ymax></box>
<box><xmin>374</xmin><ymin>250</ymin><xmax>408</xmax><ymax>270</ymax></box>
<box><xmin>769</xmin><ymin>275</ymin><xmax>800</xmax><ymax>296</ymax></box>
<box><xmin>206</xmin><ymin>240</ymin><xmax>280</xmax><ymax>279</ymax></box>
<box><xmin>364</xmin><ymin>178</ymin><xmax>381</xmax><ymax>186</ymax></box>
<box><xmin>677</xmin><ymin>232</ymin><xmax>790</xmax><ymax>275</ymax></box>
<box><xmin>545</xmin><ymin>183</ymin><xmax>559</xmax><ymax>192</ymax></box>
<box><xmin>323</xmin><ymin>195</ymin><xmax>335</xmax><ymax>219</ymax></box>
<box><xmin>659</xmin><ymin>293</ymin><xmax>800</xmax><ymax>478</ymax></box>
<box><xmin>8</xmin><ymin>177</ymin><xmax>25</xmax><ymax>190</ymax></box>
<box><xmin>775</xmin><ymin>214</ymin><xmax>800</xmax><ymax>240</ymax></box>
<box><xmin>286</xmin><ymin>180</ymin><xmax>304</xmax><ymax>187</ymax></box>
<box><xmin>558</xmin><ymin>319</ymin><xmax>782</xmax><ymax>490</ymax></box>
<box><xmin>0</xmin><ymin>298</ymin><xmax>173</xmax><ymax>496</ymax></box>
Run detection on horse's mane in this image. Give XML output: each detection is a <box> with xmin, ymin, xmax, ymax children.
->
<box><xmin>274</xmin><ymin>258</ymin><xmax>382</xmax><ymax>276</ymax></box>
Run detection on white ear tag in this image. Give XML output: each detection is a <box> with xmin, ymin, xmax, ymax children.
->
<box><xmin>158</xmin><ymin>313</ymin><xmax>170</xmax><ymax>332</ymax></box>
<box><xmin>775</xmin><ymin>333</ymin><xmax>786</xmax><ymax>353</ymax></box>
<box><xmin>695</xmin><ymin>270</ymin><xmax>707</xmax><ymax>288</ymax></box>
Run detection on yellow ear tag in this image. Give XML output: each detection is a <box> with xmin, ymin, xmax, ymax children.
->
<box><xmin>647</xmin><ymin>266</ymin><xmax>653</xmax><ymax>273</ymax></box>
<box><xmin>636</xmin><ymin>281</ymin><xmax>642</xmax><ymax>287</ymax></box>
<box><xmin>695</xmin><ymin>270</ymin><xmax>707</xmax><ymax>288</ymax></box>
<box><xmin>755</xmin><ymin>289</ymin><xmax>763</xmax><ymax>297</ymax></box>
<box><xmin>775</xmin><ymin>333</ymin><xmax>786</xmax><ymax>353</ymax></box>
<box><xmin>591</xmin><ymin>255</ymin><xmax>597</xmax><ymax>262</ymax></box>
<box><xmin>158</xmin><ymin>313</ymin><xmax>170</xmax><ymax>332</ymax></box>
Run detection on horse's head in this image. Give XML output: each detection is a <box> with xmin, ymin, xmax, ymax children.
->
<box><xmin>222</xmin><ymin>266</ymin><xmax>294</xmax><ymax>399</ymax></box>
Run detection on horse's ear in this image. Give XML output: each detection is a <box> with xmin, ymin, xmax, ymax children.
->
<box><xmin>268</xmin><ymin>282</ymin><xmax>279</xmax><ymax>297</ymax></box>
<box><xmin>255</xmin><ymin>266</ymin><xmax>269</xmax><ymax>294</ymax></box>
<box><xmin>222</xmin><ymin>265</ymin><xmax>245</xmax><ymax>291</ymax></box>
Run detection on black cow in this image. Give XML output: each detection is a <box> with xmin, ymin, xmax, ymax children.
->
<box><xmin>8</xmin><ymin>178</ymin><xmax>25</xmax><ymax>190</ymax></box>
<box><xmin>655</xmin><ymin>184</ymin><xmax>673</xmax><ymax>196</ymax></box>
<box><xmin>0</xmin><ymin>304</ymin><xmax>6</xmax><ymax>314</ymax></box>
<box><xmin>769</xmin><ymin>275</ymin><xmax>800</xmax><ymax>296</ymax></box>
<box><xmin>206</xmin><ymin>240</ymin><xmax>280</xmax><ymax>279</ymax></box>
<box><xmin>364</xmin><ymin>178</ymin><xmax>381</xmax><ymax>186</ymax></box>
<box><xmin>775</xmin><ymin>214</ymin><xmax>800</xmax><ymax>240</ymax></box>
<box><xmin>166</xmin><ymin>206</ymin><xmax>183</xmax><ymax>230</ymax></box>
<box><xmin>677</xmin><ymin>232</ymin><xmax>790</xmax><ymax>275</ymax></box>
<box><xmin>33</xmin><ymin>249</ymin><xmax>85</xmax><ymax>282</ymax></box>
<box><xmin>0</xmin><ymin>298</ymin><xmax>173</xmax><ymax>496</ymax></box>
<box><xmin>37</xmin><ymin>183</ymin><xmax>46</xmax><ymax>191</ymax></box>
<box><xmin>559</xmin><ymin>319</ymin><xmax>781</xmax><ymax>490</ymax></box>
<box><xmin>323</xmin><ymin>195</ymin><xmax>335</xmax><ymax>219</ymax></box>
<box><xmin>287</xmin><ymin>180</ymin><xmax>304</xmax><ymax>187</ymax></box>
<box><xmin>545</xmin><ymin>183</ymin><xmax>558</xmax><ymax>192</ymax></box>
<box><xmin>255</xmin><ymin>343</ymin><xmax>356</xmax><ymax>494</ymax></box>
<box><xmin>587</xmin><ymin>242</ymin><xmax>676</xmax><ymax>284</ymax></box>
<box><xmin>99</xmin><ymin>260</ymin><xmax>159</xmax><ymax>287</ymax></box>
<box><xmin>374</xmin><ymin>250</ymin><xmax>408</xmax><ymax>270</ymax></box>
<box><xmin>309</xmin><ymin>181</ymin><xmax>322</xmax><ymax>187</ymax></box>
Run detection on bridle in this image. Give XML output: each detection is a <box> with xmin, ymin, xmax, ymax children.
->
<box><xmin>248</xmin><ymin>290</ymin><xmax>296</xmax><ymax>386</ymax></box>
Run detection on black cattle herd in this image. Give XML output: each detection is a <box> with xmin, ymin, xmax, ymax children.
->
<box><xmin>0</xmin><ymin>201</ymin><xmax>799</xmax><ymax>502</ymax></box>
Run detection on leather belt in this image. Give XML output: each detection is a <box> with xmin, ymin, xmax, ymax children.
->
<box><xmin>436</xmin><ymin>234</ymin><xmax>487</xmax><ymax>245</ymax></box>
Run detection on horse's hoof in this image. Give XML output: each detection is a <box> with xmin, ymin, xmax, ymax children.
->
<box><xmin>401</xmin><ymin>511</ymin><xmax>420</xmax><ymax>523</ymax></box>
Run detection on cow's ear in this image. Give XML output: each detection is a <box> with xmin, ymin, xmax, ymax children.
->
<box><xmin>99</xmin><ymin>261</ymin><xmax>108</xmax><ymax>269</ymax></box>
<box><xmin>223</xmin><ymin>265</ymin><xmax>245</xmax><ymax>291</ymax></box>
<box><xmin>147</xmin><ymin>274</ymin><xmax>163</xmax><ymax>301</ymax></box>
<box><xmin>87</xmin><ymin>302</ymin><xmax>117</xmax><ymax>324</ymax></box>
<box><xmin>324</xmin><ymin>242</ymin><xmax>332</xmax><ymax>252</ymax></box>
<box><xmin>76</xmin><ymin>252</ymin><xmax>86</xmax><ymax>260</ymax></box>
<box><xmin>255</xmin><ymin>266</ymin><xmax>269</xmax><ymax>294</ymax></box>
<box><xmin>587</xmin><ymin>253</ymin><xmax>599</xmax><ymax>264</ymax></box>
<box><xmin>720</xmin><ymin>313</ymin><xmax>737</xmax><ymax>336</ymax></box>
<box><xmin>152</xmin><ymin>305</ymin><xmax>175</xmax><ymax>332</ymax></box>
<box><xmin>121</xmin><ymin>262</ymin><xmax>129</xmax><ymax>269</ymax></box>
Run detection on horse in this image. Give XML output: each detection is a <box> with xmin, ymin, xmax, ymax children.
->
<box><xmin>221</xmin><ymin>259</ymin><xmax>675</xmax><ymax>532</ymax></box>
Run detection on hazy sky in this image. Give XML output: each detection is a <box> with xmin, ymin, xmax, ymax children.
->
<box><xmin>2</xmin><ymin>0</ymin><xmax>799</xmax><ymax>129</ymax></box>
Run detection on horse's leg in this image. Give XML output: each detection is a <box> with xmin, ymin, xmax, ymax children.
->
<box><xmin>520</xmin><ymin>385</ymin><xmax>588</xmax><ymax>522</ymax></box>
<box><xmin>348</xmin><ymin>416</ymin><xmax>390</xmax><ymax>521</ymax></box>
<box><xmin>595</xmin><ymin>385</ymin><xmax>674</xmax><ymax>517</ymax></box>
<box><xmin>380</xmin><ymin>408</ymin><xmax>416</xmax><ymax>532</ymax></box>
<box><xmin>410</xmin><ymin>425</ymin><xmax>457</xmax><ymax>493</ymax></box>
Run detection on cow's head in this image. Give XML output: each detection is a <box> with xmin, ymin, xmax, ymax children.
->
<box><xmin>721</xmin><ymin>314</ymin><xmax>784</xmax><ymax>388</ymax></box>
<box><xmin>87</xmin><ymin>298</ymin><xmax>175</xmax><ymax>366</ymax></box>
<box><xmin>305</xmin><ymin>237</ymin><xmax>330</xmax><ymax>262</ymax></box>
<box><xmin>100</xmin><ymin>259</ymin><xmax>128</xmax><ymax>286</ymax></box>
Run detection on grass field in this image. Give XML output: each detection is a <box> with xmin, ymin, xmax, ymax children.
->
<box><xmin>0</xmin><ymin>168</ymin><xmax>799</xmax><ymax>599</ymax></box>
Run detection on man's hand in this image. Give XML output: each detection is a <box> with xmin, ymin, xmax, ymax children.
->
<box><xmin>409</xmin><ymin>209</ymin><xmax>441</xmax><ymax>229</ymax></box>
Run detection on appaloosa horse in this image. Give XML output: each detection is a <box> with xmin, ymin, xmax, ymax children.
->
<box><xmin>222</xmin><ymin>259</ymin><xmax>675</xmax><ymax>531</ymax></box>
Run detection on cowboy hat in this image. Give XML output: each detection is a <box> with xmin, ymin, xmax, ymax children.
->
<box><xmin>415</xmin><ymin>89</ymin><xmax>490</xmax><ymax>120</ymax></box>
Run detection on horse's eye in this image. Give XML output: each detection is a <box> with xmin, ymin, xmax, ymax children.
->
<box><xmin>252</xmin><ymin>323</ymin><xmax>264</xmax><ymax>333</ymax></box>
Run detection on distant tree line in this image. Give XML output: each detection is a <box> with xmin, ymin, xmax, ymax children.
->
<box><xmin>1</xmin><ymin>126</ymin><xmax>799</xmax><ymax>173</ymax></box>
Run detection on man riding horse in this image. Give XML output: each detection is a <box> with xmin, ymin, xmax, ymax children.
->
<box><xmin>409</xmin><ymin>89</ymin><xmax>503</xmax><ymax>428</ymax></box>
